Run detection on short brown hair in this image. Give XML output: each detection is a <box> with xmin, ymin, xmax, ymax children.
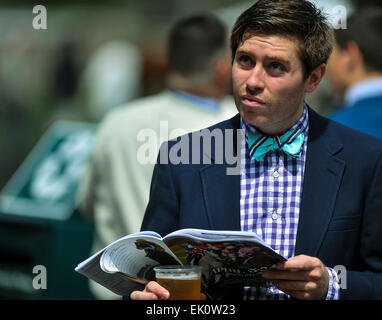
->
<box><xmin>230</xmin><ymin>0</ymin><xmax>335</xmax><ymax>77</ymax></box>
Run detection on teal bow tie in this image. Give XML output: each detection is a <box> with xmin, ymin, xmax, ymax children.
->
<box><xmin>247</xmin><ymin>127</ymin><xmax>304</xmax><ymax>161</ymax></box>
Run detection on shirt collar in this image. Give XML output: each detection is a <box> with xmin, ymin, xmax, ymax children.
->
<box><xmin>169</xmin><ymin>88</ymin><xmax>220</xmax><ymax>112</ymax></box>
<box><xmin>344</xmin><ymin>78</ymin><xmax>382</xmax><ymax>107</ymax></box>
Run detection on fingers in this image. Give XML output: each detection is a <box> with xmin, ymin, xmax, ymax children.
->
<box><xmin>130</xmin><ymin>281</ymin><xmax>170</xmax><ymax>300</ymax></box>
<box><xmin>266</xmin><ymin>278</ymin><xmax>325</xmax><ymax>300</ymax></box>
<box><xmin>263</xmin><ymin>255</ymin><xmax>323</xmax><ymax>280</ymax></box>
<box><xmin>272</xmin><ymin>279</ymin><xmax>317</xmax><ymax>292</ymax></box>
<box><xmin>130</xmin><ymin>290</ymin><xmax>159</xmax><ymax>300</ymax></box>
<box><xmin>276</xmin><ymin>255</ymin><xmax>322</xmax><ymax>271</ymax></box>
<box><xmin>129</xmin><ymin>281</ymin><xmax>208</xmax><ymax>300</ymax></box>
<box><xmin>272</xmin><ymin>281</ymin><xmax>324</xmax><ymax>300</ymax></box>
<box><xmin>262</xmin><ymin>255</ymin><xmax>329</xmax><ymax>300</ymax></box>
<box><xmin>262</xmin><ymin>269</ymin><xmax>320</xmax><ymax>281</ymax></box>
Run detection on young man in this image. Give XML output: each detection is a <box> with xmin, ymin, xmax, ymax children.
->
<box><xmin>130</xmin><ymin>0</ymin><xmax>382</xmax><ymax>300</ymax></box>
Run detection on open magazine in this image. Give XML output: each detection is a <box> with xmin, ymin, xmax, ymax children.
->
<box><xmin>75</xmin><ymin>228</ymin><xmax>286</xmax><ymax>298</ymax></box>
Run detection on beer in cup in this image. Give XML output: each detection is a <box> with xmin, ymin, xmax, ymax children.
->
<box><xmin>154</xmin><ymin>265</ymin><xmax>202</xmax><ymax>300</ymax></box>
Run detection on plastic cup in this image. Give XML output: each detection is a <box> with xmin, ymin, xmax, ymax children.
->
<box><xmin>154</xmin><ymin>265</ymin><xmax>202</xmax><ymax>300</ymax></box>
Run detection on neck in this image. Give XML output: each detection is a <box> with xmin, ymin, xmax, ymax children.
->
<box><xmin>347</xmin><ymin>69</ymin><xmax>382</xmax><ymax>89</ymax></box>
<box><xmin>259</xmin><ymin>105</ymin><xmax>304</xmax><ymax>137</ymax></box>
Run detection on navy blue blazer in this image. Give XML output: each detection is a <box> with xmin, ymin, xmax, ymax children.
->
<box><xmin>141</xmin><ymin>107</ymin><xmax>382</xmax><ymax>299</ymax></box>
<box><xmin>330</xmin><ymin>94</ymin><xmax>382</xmax><ymax>140</ymax></box>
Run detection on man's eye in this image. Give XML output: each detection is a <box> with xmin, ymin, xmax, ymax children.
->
<box><xmin>237</xmin><ymin>55</ymin><xmax>253</xmax><ymax>67</ymax></box>
<box><xmin>269</xmin><ymin>62</ymin><xmax>284</xmax><ymax>71</ymax></box>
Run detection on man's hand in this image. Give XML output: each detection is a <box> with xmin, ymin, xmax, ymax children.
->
<box><xmin>130</xmin><ymin>281</ymin><xmax>207</xmax><ymax>300</ymax></box>
<box><xmin>262</xmin><ymin>254</ymin><xmax>329</xmax><ymax>300</ymax></box>
<box><xmin>130</xmin><ymin>281</ymin><xmax>170</xmax><ymax>300</ymax></box>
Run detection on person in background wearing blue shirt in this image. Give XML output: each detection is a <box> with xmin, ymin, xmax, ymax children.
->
<box><xmin>326</xmin><ymin>7</ymin><xmax>382</xmax><ymax>139</ymax></box>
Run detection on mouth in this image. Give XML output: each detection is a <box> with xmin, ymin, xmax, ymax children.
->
<box><xmin>241</xmin><ymin>95</ymin><xmax>265</xmax><ymax>107</ymax></box>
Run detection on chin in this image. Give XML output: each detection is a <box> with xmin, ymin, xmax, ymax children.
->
<box><xmin>240</xmin><ymin>111</ymin><xmax>268</xmax><ymax>128</ymax></box>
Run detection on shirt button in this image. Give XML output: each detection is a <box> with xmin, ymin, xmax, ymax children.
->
<box><xmin>271</xmin><ymin>213</ymin><xmax>278</xmax><ymax>220</ymax></box>
<box><xmin>272</xmin><ymin>171</ymin><xmax>279</xmax><ymax>178</ymax></box>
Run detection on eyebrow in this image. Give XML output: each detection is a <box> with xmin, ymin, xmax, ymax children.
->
<box><xmin>267</xmin><ymin>56</ymin><xmax>291</xmax><ymax>65</ymax></box>
<box><xmin>236</xmin><ymin>49</ymin><xmax>291</xmax><ymax>65</ymax></box>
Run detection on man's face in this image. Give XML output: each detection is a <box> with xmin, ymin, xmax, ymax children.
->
<box><xmin>232</xmin><ymin>34</ymin><xmax>309</xmax><ymax>136</ymax></box>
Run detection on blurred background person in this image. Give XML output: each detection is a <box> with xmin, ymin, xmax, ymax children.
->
<box><xmin>326</xmin><ymin>6</ymin><xmax>382</xmax><ymax>139</ymax></box>
<box><xmin>78</xmin><ymin>40</ymin><xmax>143</xmax><ymax>122</ymax></box>
<box><xmin>76</xmin><ymin>13</ymin><xmax>237</xmax><ymax>299</ymax></box>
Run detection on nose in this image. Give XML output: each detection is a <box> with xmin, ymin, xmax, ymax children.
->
<box><xmin>246</xmin><ymin>65</ymin><xmax>265</xmax><ymax>94</ymax></box>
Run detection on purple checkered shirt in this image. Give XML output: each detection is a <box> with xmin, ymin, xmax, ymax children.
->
<box><xmin>239</xmin><ymin>105</ymin><xmax>340</xmax><ymax>300</ymax></box>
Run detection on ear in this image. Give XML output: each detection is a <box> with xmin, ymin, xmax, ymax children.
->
<box><xmin>213</xmin><ymin>58</ymin><xmax>232</xmax><ymax>96</ymax></box>
<box><xmin>345</xmin><ymin>40</ymin><xmax>364</xmax><ymax>69</ymax></box>
<box><xmin>305</xmin><ymin>63</ymin><xmax>326</xmax><ymax>93</ymax></box>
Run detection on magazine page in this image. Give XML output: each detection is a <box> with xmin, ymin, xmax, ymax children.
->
<box><xmin>75</xmin><ymin>232</ymin><xmax>174</xmax><ymax>295</ymax></box>
<box><xmin>164</xmin><ymin>228</ymin><xmax>268</xmax><ymax>245</ymax></box>
<box><xmin>100</xmin><ymin>234</ymin><xmax>182</xmax><ymax>281</ymax></box>
<box><xmin>134</xmin><ymin>230</ymin><xmax>163</xmax><ymax>238</ymax></box>
<box><xmin>75</xmin><ymin>250</ymin><xmax>142</xmax><ymax>296</ymax></box>
<box><xmin>162</xmin><ymin>229</ymin><xmax>285</xmax><ymax>298</ymax></box>
<box><xmin>75</xmin><ymin>230</ymin><xmax>164</xmax><ymax>275</ymax></box>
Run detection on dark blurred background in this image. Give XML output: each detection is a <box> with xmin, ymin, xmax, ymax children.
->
<box><xmin>0</xmin><ymin>0</ymin><xmax>379</xmax><ymax>299</ymax></box>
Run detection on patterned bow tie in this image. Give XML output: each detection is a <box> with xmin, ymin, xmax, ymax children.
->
<box><xmin>247</xmin><ymin>127</ymin><xmax>304</xmax><ymax>161</ymax></box>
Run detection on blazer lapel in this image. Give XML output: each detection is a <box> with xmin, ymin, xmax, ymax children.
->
<box><xmin>199</xmin><ymin>114</ymin><xmax>242</xmax><ymax>231</ymax></box>
<box><xmin>295</xmin><ymin>109</ymin><xmax>345</xmax><ymax>257</ymax></box>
